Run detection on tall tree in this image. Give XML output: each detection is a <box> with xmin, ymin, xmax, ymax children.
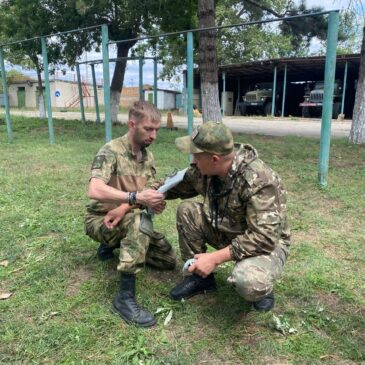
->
<box><xmin>0</xmin><ymin>0</ymin><xmax>55</xmax><ymax>117</ymax></box>
<box><xmin>198</xmin><ymin>0</ymin><xmax>222</xmax><ymax>122</ymax></box>
<box><xmin>0</xmin><ymin>0</ymin><xmax>197</xmax><ymax>122</ymax></box>
<box><xmin>345</xmin><ymin>0</ymin><xmax>365</xmax><ymax>144</ymax></box>
<box><xmin>0</xmin><ymin>0</ymin><xmax>87</xmax><ymax>118</ymax></box>
<box><xmin>195</xmin><ymin>0</ymin><xmax>330</xmax><ymax>122</ymax></box>
<box><xmin>349</xmin><ymin>24</ymin><xmax>365</xmax><ymax>143</ymax></box>
<box><xmin>69</xmin><ymin>0</ymin><xmax>196</xmax><ymax>122</ymax></box>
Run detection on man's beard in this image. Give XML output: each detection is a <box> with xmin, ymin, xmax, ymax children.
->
<box><xmin>140</xmin><ymin>140</ymin><xmax>151</xmax><ymax>148</ymax></box>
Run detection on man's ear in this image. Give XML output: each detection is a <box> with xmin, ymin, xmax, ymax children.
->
<box><xmin>211</xmin><ymin>154</ymin><xmax>220</xmax><ymax>164</ymax></box>
<box><xmin>128</xmin><ymin>119</ymin><xmax>136</xmax><ymax>129</ymax></box>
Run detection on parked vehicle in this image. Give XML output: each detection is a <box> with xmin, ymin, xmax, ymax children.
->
<box><xmin>299</xmin><ymin>80</ymin><xmax>342</xmax><ymax>119</ymax></box>
<box><xmin>239</xmin><ymin>82</ymin><xmax>281</xmax><ymax>116</ymax></box>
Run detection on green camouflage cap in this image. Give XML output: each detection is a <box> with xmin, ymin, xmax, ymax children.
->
<box><xmin>175</xmin><ymin>121</ymin><xmax>234</xmax><ymax>155</ymax></box>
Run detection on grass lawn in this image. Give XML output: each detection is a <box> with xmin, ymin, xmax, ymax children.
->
<box><xmin>0</xmin><ymin>116</ymin><xmax>364</xmax><ymax>365</ymax></box>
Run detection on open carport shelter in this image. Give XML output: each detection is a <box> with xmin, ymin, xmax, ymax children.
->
<box><xmin>190</xmin><ymin>53</ymin><xmax>360</xmax><ymax>118</ymax></box>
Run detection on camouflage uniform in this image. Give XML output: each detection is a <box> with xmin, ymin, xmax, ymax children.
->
<box><xmin>166</xmin><ymin>143</ymin><xmax>291</xmax><ymax>302</ymax></box>
<box><xmin>85</xmin><ymin>134</ymin><xmax>176</xmax><ymax>274</ymax></box>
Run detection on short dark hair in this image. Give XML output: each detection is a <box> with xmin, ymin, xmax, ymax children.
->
<box><xmin>129</xmin><ymin>101</ymin><xmax>161</xmax><ymax>124</ymax></box>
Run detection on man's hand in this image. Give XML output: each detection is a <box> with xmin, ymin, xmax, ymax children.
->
<box><xmin>136</xmin><ymin>189</ymin><xmax>165</xmax><ymax>209</ymax></box>
<box><xmin>188</xmin><ymin>246</ymin><xmax>232</xmax><ymax>278</ymax></box>
<box><xmin>103</xmin><ymin>205</ymin><xmax>129</xmax><ymax>229</ymax></box>
<box><xmin>188</xmin><ymin>253</ymin><xmax>217</xmax><ymax>278</ymax></box>
<box><xmin>151</xmin><ymin>200</ymin><xmax>166</xmax><ymax>214</ymax></box>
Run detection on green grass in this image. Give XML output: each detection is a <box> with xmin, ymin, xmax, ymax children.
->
<box><xmin>0</xmin><ymin>116</ymin><xmax>364</xmax><ymax>365</ymax></box>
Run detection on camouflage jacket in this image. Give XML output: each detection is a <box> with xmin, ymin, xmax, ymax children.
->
<box><xmin>86</xmin><ymin>134</ymin><xmax>159</xmax><ymax>215</ymax></box>
<box><xmin>165</xmin><ymin>144</ymin><xmax>291</xmax><ymax>261</ymax></box>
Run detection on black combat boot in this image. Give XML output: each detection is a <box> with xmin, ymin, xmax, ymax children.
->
<box><xmin>170</xmin><ymin>273</ymin><xmax>217</xmax><ymax>300</ymax></box>
<box><xmin>252</xmin><ymin>291</ymin><xmax>275</xmax><ymax>312</ymax></box>
<box><xmin>97</xmin><ymin>243</ymin><xmax>117</xmax><ymax>261</ymax></box>
<box><xmin>112</xmin><ymin>273</ymin><xmax>156</xmax><ymax>327</ymax></box>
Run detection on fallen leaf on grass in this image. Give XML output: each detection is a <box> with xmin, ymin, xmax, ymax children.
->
<box><xmin>39</xmin><ymin>311</ymin><xmax>59</xmax><ymax>322</ymax></box>
<box><xmin>272</xmin><ymin>314</ymin><xmax>297</xmax><ymax>336</ymax></box>
<box><xmin>164</xmin><ymin>309</ymin><xmax>173</xmax><ymax>326</ymax></box>
<box><xmin>0</xmin><ymin>291</ymin><xmax>13</xmax><ymax>300</ymax></box>
<box><xmin>0</xmin><ymin>260</ymin><xmax>9</xmax><ymax>267</ymax></box>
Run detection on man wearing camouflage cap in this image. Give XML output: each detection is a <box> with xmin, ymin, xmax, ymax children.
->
<box><xmin>165</xmin><ymin>121</ymin><xmax>290</xmax><ymax>311</ymax></box>
<box><xmin>85</xmin><ymin>101</ymin><xmax>176</xmax><ymax>327</ymax></box>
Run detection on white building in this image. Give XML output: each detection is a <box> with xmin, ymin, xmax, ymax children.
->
<box><xmin>7</xmin><ymin>79</ymin><xmax>102</xmax><ymax>109</ymax></box>
<box><xmin>7</xmin><ymin>79</ymin><xmax>182</xmax><ymax>111</ymax></box>
<box><xmin>144</xmin><ymin>89</ymin><xmax>181</xmax><ymax>110</ymax></box>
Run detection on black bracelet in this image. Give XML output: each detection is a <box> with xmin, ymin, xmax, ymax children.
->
<box><xmin>128</xmin><ymin>191</ymin><xmax>137</xmax><ymax>206</ymax></box>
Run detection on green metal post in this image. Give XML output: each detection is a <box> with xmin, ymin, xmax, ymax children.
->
<box><xmin>41</xmin><ymin>37</ymin><xmax>55</xmax><ymax>145</ymax></box>
<box><xmin>341</xmin><ymin>61</ymin><xmax>348</xmax><ymax>115</ymax></box>
<box><xmin>153</xmin><ymin>57</ymin><xmax>157</xmax><ymax>106</ymax></box>
<box><xmin>91</xmin><ymin>64</ymin><xmax>100</xmax><ymax>124</ymax></box>
<box><xmin>319</xmin><ymin>11</ymin><xmax>339</xmax><ymax>186</ymax></box>
<box><xmin>102</xmin><ymin>24</ymin><xmax>111</xmax><ymax>142</ymax></box>
<box><xmin>281</xmin><ymin>64</ymin><xmax>287</xmax><ymax>117</ymax></box>
<box><xmin>139</xmin><ymin>57</ymin><xmax>143</xmax><ymax>101</ymax></box>
<box><xmin>222</xmin><ymin>71</ymin><xmax>226</xmax><ymax>116</ymax></box>
<box><xmin>187</xmin><ymin>32</ymin><xmax>194</xmax><ymax>135</ymax></box>
<box><xmin>271</xmin><ymin>65</ymin><xmax>277</xmax><ymax>116</ymax></box>
<box><xmin>76</xmin><ymin>63</ymin><xmax>85</xmax><ymax>123</ymax></box>
<box><xmin>0</xmin><ymin>47</ymin><xmax>13</xmax><ymax>143</ymax></box>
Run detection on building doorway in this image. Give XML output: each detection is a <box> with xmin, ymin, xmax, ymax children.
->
<box><xmin>17</xmin><ymin>87</ymin><xmax>25</xmax><ymax>108</ymax></box>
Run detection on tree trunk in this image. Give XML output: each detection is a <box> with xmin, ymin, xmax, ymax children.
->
<box><xmin>36</xmin><ymin>65</ymin><xmax>46</xmax><ymax>119</ymax></box>
<box><xmin>349</xmin><ymin>25</ymin><xmax>365</xmax><ymax>144</ymax></box>
<box><xmin>198</xmin><ymin>0</ymin><xmax>222</xmax><ymax>123</ymax></box>
<box><xmin>110</xmin><ymin>43</ymin><xmax>132</xmax><ymax>123</ymax></box>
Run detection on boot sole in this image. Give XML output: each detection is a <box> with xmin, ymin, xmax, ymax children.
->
<box><xmin>111</xmin><ymin>304</ymin><xmax>156</xmax><ymax>328</ymax></box>
<box><xmin>170</xmin><ymin>287</ymin><xmax>217</xmax><ymax>301</ymax></box>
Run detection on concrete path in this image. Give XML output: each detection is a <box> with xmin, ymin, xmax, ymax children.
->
<box><xmin>2</xmin><ymin>109</ymin><xmax>352</xmax><ymax>139</ymax></box>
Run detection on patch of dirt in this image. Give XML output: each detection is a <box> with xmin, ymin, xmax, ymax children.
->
<box><xmin>65</xmin><ymin>266</ymin><xmax>93</xmax><ymax>297</ymax></box>
<box><xmin>260</xmin><ymin>356</ymin><xmax>291</xmax><ymax>365</ymax></box>
<box><xmin>314</xmin><ymin>292</ymin><xmax>341</xmax><ymax>309</ymax></box>
<box><xmin>291</xmin><ymin>229</ymin><xmax>321</xmax><ymax>244</ymax></box>
<box><xmin>329</xmin><ymin>159</ymin><xmax>360</xmax><ymax>169</ymax></box>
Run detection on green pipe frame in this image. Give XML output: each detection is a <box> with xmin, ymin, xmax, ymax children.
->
<box><xmin>0</xmin><ymin>11</ymin><xmax>340</xmax><ymax>187</ymax></box>
<box><xmin>318</xmin><ymin>11</ymin><xmax>340</xmax><ymax>187</ymax></box>
<box><xmin>41</xmin><ymin>37</ymin><xmax>55</xmax><ymax>144</ymax></box>
<box><xmin>0</xmin><ymin>46</ymin><xmax>13</xmax><ymax>143</ymax></box>
<box><xmin>76</xmin><ymin>63</ymin><xmax>86</xmax><ymax>124</ymax></box>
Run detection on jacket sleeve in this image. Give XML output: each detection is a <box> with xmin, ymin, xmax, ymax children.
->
<box><xmin>229</xmin><ymin>182</ymin><xmax>284</xmax><ymax>261</ymax></box>
<box><xmin>145</xmin><ymin>158</ymin><xmax>163</xmax><ymax>190</ymax></box>
<box><xmin>164</xmin><ymin>165</ymin><xmax>201</xmax><ymax>200</ymax></box>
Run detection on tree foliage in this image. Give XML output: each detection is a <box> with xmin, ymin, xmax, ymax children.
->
<box><xmin>157</xmin><ymin>0</ymin><xmax>335</xmax><ymax>81</ymax></box>
<box><xmin>0</xmin><ymin>69</ymin><xmax>29</xmax><ymax>93</ymax></box>
<box><xmin>0</xmin><ymin>0</ymin><xmax>89</xmax><ymax>116</ymax></box>
<box><xmin>64</xmin><ymin>0</ymin><xmax>197</xmax><ymax>121</ymax></box>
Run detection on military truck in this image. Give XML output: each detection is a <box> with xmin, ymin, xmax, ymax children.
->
<box><xmin>239</xmin><ymin>82</ymin><xmax>279</xmax><ymax>116</ymax></box>
<box><xmin>300</xmin><ymin>80</ymin><xmax>342</xmax><ymax>119</ymax></box>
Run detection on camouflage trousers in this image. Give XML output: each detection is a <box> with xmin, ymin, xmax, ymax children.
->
<box><xmin>85</xmin><ymin>210</ymin><xmax>176</xmax><ymax>274</ymax></box>
<box><xmin>176</xmin><ymin>201</ymin><xmax>289</xmax><ymax>302</ymax></box>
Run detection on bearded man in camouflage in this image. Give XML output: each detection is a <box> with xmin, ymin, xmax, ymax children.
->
<box><xmin>85</xmin><ymin>101</ymin><xmax>176</xmax><ymax>327</ymax></box>
<box><xmin>165</xmin><ymin>122</ymin><xmax>290</xmax><ymax>311</ymax></box>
